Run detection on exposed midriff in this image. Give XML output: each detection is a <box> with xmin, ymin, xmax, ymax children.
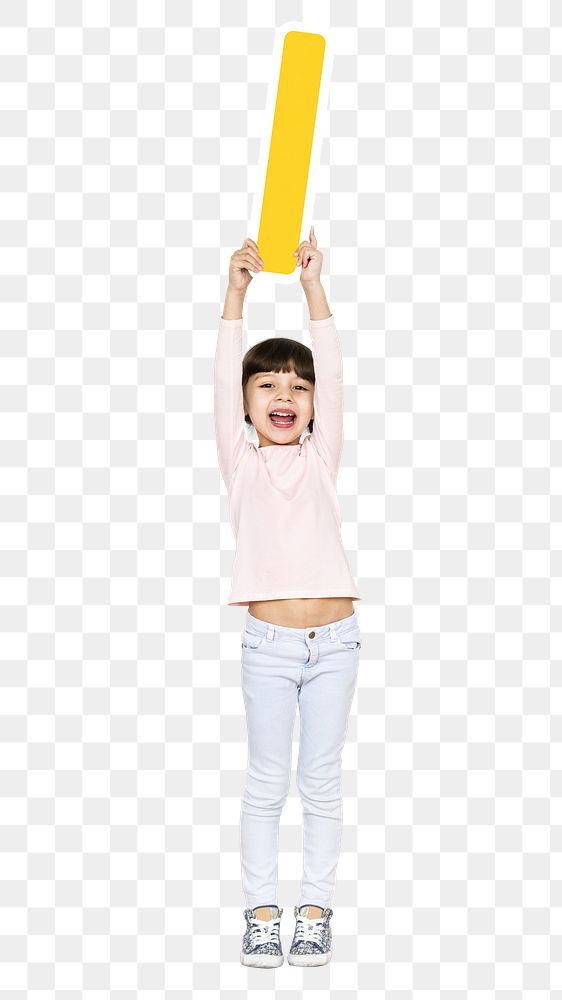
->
<box><xmin>248</xmin><ymin>596</ymin><xmax>355</xmax><ymax>628</ymax></box>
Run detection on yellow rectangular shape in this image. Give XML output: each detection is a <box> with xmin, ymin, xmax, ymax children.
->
<box><xmin>258</xmin><ymin>31</ymin><xmax>326</xmax><ymax>275</ymax></box>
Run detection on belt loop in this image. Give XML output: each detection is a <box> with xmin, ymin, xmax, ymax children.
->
<box><xmin>267</xmin><ymin>623</ymin><xmax>275</xmax><ymax>641</ymax></box>
<box><xmin>329</xmin><ymin>623</ymin><xmax>338</xmax><ymax>643</ymax></box>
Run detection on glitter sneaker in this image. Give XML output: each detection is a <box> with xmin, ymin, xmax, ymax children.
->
<box><xmin>287</xmin><ymin>904</ymin><xmax>333</xmax><ymax>966</ymax></box>
<box><xmin>240</xmin><ymin>905</ymin><xmax>284</xmax><ymax>968</ymax></box>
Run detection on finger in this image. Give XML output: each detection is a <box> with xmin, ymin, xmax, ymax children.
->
<box><xmin>242</xmin><ymin>239</ymin><xmax>264</xmax><ymax>264</ymax></box>
<box><xmin>237</xmin><ymin>250</ymin><xmax>263</xmax><ymax>270</ymax></box>
<box><xmin>296</xmin><ymin>251</ymin><xmax>314</xmax><ymax>266</ymax></box>
<box><xmin>237</xmin><ymin>253</ymin><xmax>262</xmax><ymax>272</ymax></box>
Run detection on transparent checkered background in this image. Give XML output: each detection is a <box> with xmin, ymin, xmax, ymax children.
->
<box><xmin>0</xmin><ymin>0</ymin><xmax>560</xmax><ymax>996</ymax></box>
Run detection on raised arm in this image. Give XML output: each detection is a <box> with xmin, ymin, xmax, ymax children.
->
<box><xmin>214</xmin><ymin>240</ymin><xmax>263</xmax><ymax>491</ymax></box>
<box><xmin>306</xmin><ymin>285</ymin><xmax>344</xmax><ymax>481</ymax></box>
<box><xmin>294</xmin><ymin>230</ymin><xmax>344</xmax><ymax>480</ymax></box>
<box><xmin>214</xmin><ymin>291</ymin><xmax>248</xmax><ymax>492</ymax></box>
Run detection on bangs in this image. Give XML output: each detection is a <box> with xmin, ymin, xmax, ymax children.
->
<box><xmin>242</xmin><ymin>337</ymin><xmax>315</xmax><ymax>392</ymax></box>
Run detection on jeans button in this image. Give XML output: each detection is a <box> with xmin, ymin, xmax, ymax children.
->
<box><xmin>308</xmin><ymin>631</ymin><xmax>315</xmax><ymax>638</ymax></box>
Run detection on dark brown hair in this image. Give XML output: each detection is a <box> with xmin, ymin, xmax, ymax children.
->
<box><xmin>242</xmin><ymin>337</ymin><xmax>315</xmax><ymax>430</ymax></box>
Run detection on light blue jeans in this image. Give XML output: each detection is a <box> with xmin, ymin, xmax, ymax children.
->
<box><xmin>239</xmin><ymin>609</ymin><xmax>361</xmax><ymax>910</ymax></box>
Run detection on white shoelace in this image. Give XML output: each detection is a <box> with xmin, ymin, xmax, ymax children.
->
<box><xmin>294</xmin><ymin>915</ymin><xmax>324</xmax><ymax>945</ymax></box>
<box><xmin>248</xmin><ymin>916</ymin><xmax>280</xmax><ymax>947</ymax></box>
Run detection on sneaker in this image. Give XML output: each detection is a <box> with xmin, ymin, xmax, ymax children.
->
<box><xmin>240</xmin><ymin>905</ymin><xmax>284</xmax><ymax>967</ymax></box>
<box><xmin>287</xmin><ymin>904</ymin><xmax>333</xmax><ymax>966</ymax></box>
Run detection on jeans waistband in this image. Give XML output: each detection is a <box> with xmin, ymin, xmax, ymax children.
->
<box><xmin>244</xmin><ymin>609</ymin><xmax>358</xmax><ymax>642</ymax></box>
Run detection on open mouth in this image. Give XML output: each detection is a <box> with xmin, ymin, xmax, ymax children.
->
<box><xmin>269</xmin><ymin>411</ymin><xmax>296</xmax><ymax>428</ymax></box>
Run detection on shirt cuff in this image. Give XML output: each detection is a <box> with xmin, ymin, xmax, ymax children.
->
<box><xmin>308</xmin><ymin>314</ymin><xmax>334</xmax><ymax>328</ymax></box>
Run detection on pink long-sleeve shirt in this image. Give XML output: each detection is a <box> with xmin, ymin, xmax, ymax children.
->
<box><xmin>214</xmin><ymin>312</ymin><xmax>361</xmax><ymax>607</ymax></box>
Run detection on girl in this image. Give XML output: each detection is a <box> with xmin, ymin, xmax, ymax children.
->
<box><xmin>214</xmin><ymin>228</ymin><xmax>362</xmax><ymax>968</ymax></box>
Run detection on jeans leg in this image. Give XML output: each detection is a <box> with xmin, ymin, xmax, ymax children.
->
<box><xmin>296</xmin><ymin>644</ymin><xmax>359</xmax><ymax>908</ymax></box>
<box><xmin>240</xmin><ymin>644</ymin><xmax>299</xmax><ymax>909</ymax></box>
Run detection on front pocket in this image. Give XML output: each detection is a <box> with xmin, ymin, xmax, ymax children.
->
<box><xmin>241</xmin><ymin>629</ymin><xmax>266</xmax><ymax>650</ymax></box>
<box><xmin>335</xmin><ymin>633</ymin><xmax>362</xmax><ymax>651</ymax></box>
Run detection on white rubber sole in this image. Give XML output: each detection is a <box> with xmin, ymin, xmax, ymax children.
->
<box><xmin>240</xmin><ymin>950</ymin><xmax>284</xmax><ymax>968</ymax></box>
<box><xmin>287</xmin><ymin>948</ymin><xmax>332</xmax><ymax>966</ymax></box>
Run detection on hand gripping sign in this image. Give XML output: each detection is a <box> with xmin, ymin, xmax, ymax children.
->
<box><xmin>248</xmin><ymin>23</ymin><xmax>334</xmax><ymax>282</ymax></box>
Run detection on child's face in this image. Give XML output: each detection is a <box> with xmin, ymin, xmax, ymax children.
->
<box><xmin>244</xmin><ymin>367</ymin><xmax>314</xmax><ymax>448</ymax></box>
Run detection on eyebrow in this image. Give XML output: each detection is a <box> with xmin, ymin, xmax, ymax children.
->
<box><xmin>253</xmin><ymin>372</ymin><xmax>311</xmax><ymax>382</ymax></box>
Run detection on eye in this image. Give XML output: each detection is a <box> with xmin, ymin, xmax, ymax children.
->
<box><xmin>259</xmin><ymin>382</ymin><xmax>308</xmax><ymax>390</ymax></box>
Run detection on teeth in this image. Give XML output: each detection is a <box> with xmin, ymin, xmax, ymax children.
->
<box><xmin>271</xmin><ymin>412</ymin><xmax>294</xmax><ymax>417</ymax></box>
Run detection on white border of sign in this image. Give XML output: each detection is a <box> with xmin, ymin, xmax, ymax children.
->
<box><xmin>247</xmin><ymin>20</ymin><xmax>335</xmax><ymax>287</ymax></box>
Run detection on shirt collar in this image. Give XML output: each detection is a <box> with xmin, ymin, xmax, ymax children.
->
<box><xmin>244</xmin><ymin>421</ymin><xmax>312</xmax><ymax>450</ymax></box>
